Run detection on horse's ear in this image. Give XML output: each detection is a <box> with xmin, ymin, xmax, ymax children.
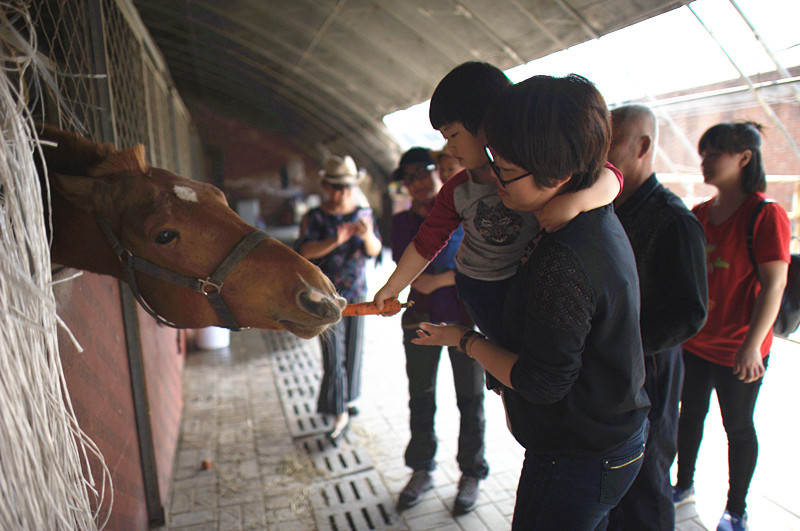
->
<box><xmin>50</xmin><ymin>171</ymin><xmax>110</xmax><ymax>214</ymax></box>
<box><xmin>91</xmin><ymin>144</ymin><xmax>150</xmax><ymax>176</ymax></box>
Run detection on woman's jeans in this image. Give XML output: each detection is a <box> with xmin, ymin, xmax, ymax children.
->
<box><xmin>512</xmin><ymin>420</ymin><xmax>649</xmax><ymax>530</ymax></box>
<box><xmin>676</xmin><ymin>350</ymin><xmax>768</xmax><ymax>516</ymax></box>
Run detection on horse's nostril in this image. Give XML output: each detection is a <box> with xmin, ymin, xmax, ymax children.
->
<box><xmin>297</xmin><ymin>289</ymin><xmax>342</xmax><ymax>320</ymax></box>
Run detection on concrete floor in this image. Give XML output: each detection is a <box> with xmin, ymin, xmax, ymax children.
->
<box><xmin>160</xmin><ymin>256</ymin><xmax>800</xmax><ymax>530</ymax></box>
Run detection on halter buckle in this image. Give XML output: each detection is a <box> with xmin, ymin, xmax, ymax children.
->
<box><xmin>198</xmin><ymin>277</ymin><xmax>223</xmax><ymax>295</ymax></box>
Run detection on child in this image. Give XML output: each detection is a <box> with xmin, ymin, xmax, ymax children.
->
<box><xmin>433</xmin><ymin>149</ymin><xmax>463</xmax><ymax>182</ymax></box>
<box><xmin>374</xmin><ymin>62</ymin><xmax>622</xmax><ymax>364</ymax></box>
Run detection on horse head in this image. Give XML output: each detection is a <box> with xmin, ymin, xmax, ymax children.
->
<box><xmin>38</xmin><ymin>125</ymin><xmax>345</xmax><ymax>338</ymax></box>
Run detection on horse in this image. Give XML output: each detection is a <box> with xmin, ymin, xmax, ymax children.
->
<box><xmin>37</xmin><ymin>124</ymin><xmax>345</xmax><ymax>338</ymax></box>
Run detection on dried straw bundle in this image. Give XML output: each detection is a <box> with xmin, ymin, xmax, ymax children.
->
<box><xmin>0</xmin><ymin>3</ymin><xmax>111</xmax><ymax>529</ymax></box>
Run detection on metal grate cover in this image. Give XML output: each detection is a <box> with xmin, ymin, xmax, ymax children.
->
<box><xmin>308</xmin><ymin>470</ymin><xmax>406</xmax><ymax>531</ymax></box>
<box><xmin>298</xmin><ymin>434</ymin><xmax>373</xmax><ymax>479</ymax></box>
<box><xmin>267</xmin><ymin>330</ymin><xmax>402</xmax><ymax>530</ymax></box>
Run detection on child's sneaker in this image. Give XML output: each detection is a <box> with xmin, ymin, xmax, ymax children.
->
<box><xmin>716</xmin><ymin>510</ymin><xmax>747</xmax><ymax>531</ymax></box>
<box><xmin>672</xmin><ymin>484</ymin><xmax>695</xmax><ymax>506</ymax></box>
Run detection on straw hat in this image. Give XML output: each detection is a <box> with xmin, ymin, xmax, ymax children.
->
<box><xmin>319</xmin><ymin>155</ymin><xmax>365</xmax><ymax>186</ymax></box>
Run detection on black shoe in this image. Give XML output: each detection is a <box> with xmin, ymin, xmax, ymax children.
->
<box><xmin>397</xmin><ymin>470</ymin><xmax>433</xmax><ymax>510</ymax></box>
<box><xmin>347</xmin><ymin>405</ymin><xmax>360</xmax><ymax>416</ymax></box>
<box><xmin>327</xmin><ymin>413</ymin><xmax>350</xmax><ymax>442</ymax></box>
<box><xmin>453</xmin><ymin>475</ymin><xmax>480</xmax><ymax>515</ymax></box>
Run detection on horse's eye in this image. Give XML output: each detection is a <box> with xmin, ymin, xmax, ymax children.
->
<box><xmin>155</xmin><ymin>230</ymin><xmax>179</xmax><ymax>244</ymax></box>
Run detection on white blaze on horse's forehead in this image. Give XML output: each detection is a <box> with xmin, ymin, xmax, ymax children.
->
<box><xmin>173</xmin><ymin>185</ymin><xmax>199</xmax><ymax>203</ymax></box>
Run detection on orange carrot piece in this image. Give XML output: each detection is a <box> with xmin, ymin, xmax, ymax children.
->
<box><xmin>341</xmin><ymin>298</ymin><xmax>410</xmax><ymax>317</ymax></box>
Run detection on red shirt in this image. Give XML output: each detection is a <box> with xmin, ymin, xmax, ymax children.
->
<box><xmin>684</xmin><ymin>192</ymin><xmax>791</xmax><ymax>366</ymax></box>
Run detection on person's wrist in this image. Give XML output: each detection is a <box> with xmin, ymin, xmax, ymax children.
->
<box><xmin>459</xmin><ymin>329</ymin><xmax>486</xmax><ymax>357</ymax></box>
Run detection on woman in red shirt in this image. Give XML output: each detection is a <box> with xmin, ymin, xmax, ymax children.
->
<box><xmin>674</xmin><ymin>122</ymin><xmax>791</xmax><ymax>531</ymax></box>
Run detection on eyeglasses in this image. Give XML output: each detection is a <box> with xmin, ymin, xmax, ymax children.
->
<box><xmin>401</xmin><ymin>164</ymin><xmax>435</xmax><ymax>185</ymax></box>
<box><xmin>484</xmin><ymin>146</ymin><xmax>532</xmax><ymax>188</ymax></box>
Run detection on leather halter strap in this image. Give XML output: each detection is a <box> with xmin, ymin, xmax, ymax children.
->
<box><xmin>95</xmin><ymin>216</ymin><xmax>269</xmax><ymax>331</ymax></box>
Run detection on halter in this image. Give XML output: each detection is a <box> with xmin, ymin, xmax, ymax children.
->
<box><xmin>96</xmin><ymin>216</ymin><xmax>269</xmax><ymax>331</ymax></box>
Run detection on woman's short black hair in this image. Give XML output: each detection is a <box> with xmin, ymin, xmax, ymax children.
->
<box><xmin>698</xmin><ymin>122</ymin><xmax>766</xmax><ymax>193</ymax></box>
<box><xmin>484</xmin><ymin>74</ymin><xmax>611</xmax><ymax>194</ymax></box>
<box><xmin>429</xmin><ymin>62</ymin><xmax>512</xmax><ymax>135</ymax></box>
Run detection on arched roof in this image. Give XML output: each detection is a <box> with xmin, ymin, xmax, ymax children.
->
<box><xmin>131</xmin><ymin>0</ymin><xmax>692</xmax><ymax>179</ymax></box>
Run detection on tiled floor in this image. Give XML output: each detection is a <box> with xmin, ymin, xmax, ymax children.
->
<box><xmin>160</xmin><ymin>256</ymin><xmax>800</xmax><ymax>530</ymax></box>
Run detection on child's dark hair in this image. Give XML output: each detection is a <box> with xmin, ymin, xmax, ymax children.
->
<box><xmin>698</xmin><ymin>122</ymin><xmax>766</xmax><ymax>193</ymax></box>
<box><xmin>429</xmin><ymin>62</ymin><xmax>511</xmax><ymax>134</ymax></box>
<box><xmin>484</xmin><ymin>74</ymin><xmax>610</xmax><ymax>194</ymax></box>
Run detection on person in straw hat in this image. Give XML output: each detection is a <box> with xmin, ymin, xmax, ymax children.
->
<box><xmin>296</xmin><ymin>154</ymin><xmax>382</xmax><ymax>440</ymax></box>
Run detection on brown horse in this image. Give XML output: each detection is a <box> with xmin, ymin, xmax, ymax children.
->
<box><xmin>38</xmin><ymin>125</ymin><xmax>344</xmax><ymax>338</ymax></box>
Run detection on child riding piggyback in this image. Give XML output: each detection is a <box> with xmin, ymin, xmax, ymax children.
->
<box><xmin>374</xmin><ymin>62</ymin><xmax>623</xmax><ymax>373</ymax></box>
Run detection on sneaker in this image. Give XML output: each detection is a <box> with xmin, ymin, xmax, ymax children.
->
<box><xmin>672</xmin><ymin>484</ymin><xmax>695</xmax><ymax>506</ymax></box>
<box><xmin>397</xmin><ymin>470</ymin><xmax>433</xmax><ymax>510</ymax></box>
<box><xmin>453</xmin><ymin>475</ymin><xmax>480</xmax><ymax>515</ymax></box>
<box><xmin>717</xmin><ymin>510</ymin><xmax>748</xmax><ymax>531</ymax></box>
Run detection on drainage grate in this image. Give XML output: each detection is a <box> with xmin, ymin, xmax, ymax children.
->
<box><xmin>274</xmin><ymin>371</ymin><xmax>330</xmax><ymax>437</ymax></box>
<box><xmin>272</xmin><ymin>347</ymin><xmax>321</xmax><ymax>375</ymax></box>
<box><xmin>298</xmin><ymin>433</ymin><xmax>373</xmax><ymax>478</ymax></box>
<box><xmin>266</xmin><ymin>329</ymin><xmax>405</xmax><ymax>530</ymax></box>
<box><xmin>274</xmin><ymin>370</ymin><xmax>320</xmax><ymax>401</ymax></box>
<box><xmin>262</xmin><ymin>329</ymin><xmax>321</xmax><ymax>361</ymax></box>
<box><xmin>308</xmin><ymin>469</ymin><xmax>407</xmax><ymax>531</ymax></box>
<box><xmin>281</xmin><ymin>395</ymin><xmax>330</xmax><ymax>438</ymax></box>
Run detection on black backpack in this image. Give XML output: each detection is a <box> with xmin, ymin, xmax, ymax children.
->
<box><xmin>746</xmin><ymin>199</ymin><xmax>800</xmax><ymax>339</ymax></box>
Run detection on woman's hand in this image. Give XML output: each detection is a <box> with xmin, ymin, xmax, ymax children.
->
<box><xmin>411</xmin><ymin>322</ymin><xmax>470</xmax><ymax>347</ymax></box>
<box><xmin>353</xmin><ymin>215</ymin><xmax>373</xmax><ymax>238</ymax></box>
<box><xmin>336</xmin><ymin>222</ymin><xmax>356</xmax><ymax>245</ymax></box>
<box><xmin>733</xmin><ymin>345</ymin><xmax>766</xmax><ymax>383</ymax></box>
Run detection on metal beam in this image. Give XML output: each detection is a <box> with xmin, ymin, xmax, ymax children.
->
<box><xmin>689</xmin><ymin>4</ymin><xmax>800</xmax><ymax>162</ymax></box>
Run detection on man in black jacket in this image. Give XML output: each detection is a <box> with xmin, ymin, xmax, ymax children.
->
<box><xmin>608</xmin><ymin>104</ymin><xmax>709</xmax><ymax>531</ymax></box>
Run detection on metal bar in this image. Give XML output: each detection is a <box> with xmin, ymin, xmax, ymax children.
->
<box><xmin>509</xmin><ymin>0</ymin><xmax>568</xmax><ymax>50</ymax></box>
<box><xmin>86</xmin><ymin>0</ymin><xmax>115</xmax><ymax>144</ymax></box>
<box><xmin>640</xmin><ymin>76</ymin><xmax>800</xmax><ymax>108</ymax></box>
<box><xmin>728</xmin><ymin>0</ymin><xmax>800</xmax><ymax>103</ymax></box>
<box><xmin>451</xmin><ymin>1</ymin><xmax>524</xmax><ymax>63</ymax></box>
<box><xmin>688</xmin><ymin>4</ymin><xmax>800</xmax><ymax>162</ymax></box>
<box><xmin>553</xmin><ymin>0</ymin><xmax>600</xmax><ymax>39</ymax></box>
<box><xmin>89</xmin><ymin>0</ymin><xmax>165</xmax><ymax>524</ymax></box>
<box><xmin>119</xmin><ymin>284</ymin><xmax>166</xmax><ymax>526</ymax></box>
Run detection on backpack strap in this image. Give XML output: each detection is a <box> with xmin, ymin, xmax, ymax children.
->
<box><xmin>746</xmin><ymin>198</ymin><xmax>774</xmax><ymax>280</ymax></box>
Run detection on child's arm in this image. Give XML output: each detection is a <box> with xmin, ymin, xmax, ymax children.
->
<box><xmin>411</xmin><ymin>269</ymin><xmax>456</xmax><ymax>294</ymax></box>
<box><xmin>537</xmin><ymin>162</ymin><xmax>622</xmax><ymax>232</ymax></box>
<box><xmin>373</xmin><ymin>245</ymin><xmax>431</xmax><ymax>308</ymax></box>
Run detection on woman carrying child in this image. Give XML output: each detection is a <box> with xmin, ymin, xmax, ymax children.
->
<box><xmin>412</xmin><ymin>74</ymin><xmax>651</xmax><ymax>529</ymax></box>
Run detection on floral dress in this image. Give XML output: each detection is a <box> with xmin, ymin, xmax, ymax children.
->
<box><xmin>295</xmin><ymin>205</ymin><xmax>381</xmax><ymax>416</ymax></box>
<box><xmin>296</xmin><ymin>206</ymin><xmax>378</xmax><ymax>302</ymax></box>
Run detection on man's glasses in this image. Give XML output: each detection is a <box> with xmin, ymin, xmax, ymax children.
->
<box><xmin>401</xmin><ymin>164</ymin><xmax>435</xmax><ymax>185</ymax></box>
<box><xmin>484</xmin><ymin>146</ymin><xmax>532</xmax><ymax>188</ymax></box>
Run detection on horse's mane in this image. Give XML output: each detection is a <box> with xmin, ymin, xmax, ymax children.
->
<box><xmin>36</xmin><ymin>124</ymin><xmax>149</xmax><ymax>177</ymax></box>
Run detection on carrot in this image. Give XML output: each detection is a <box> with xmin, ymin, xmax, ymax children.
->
<box><xmin>341</xmin><ymin>298</ymin><xmax>413</xmax><ymax>317</ymax></box>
